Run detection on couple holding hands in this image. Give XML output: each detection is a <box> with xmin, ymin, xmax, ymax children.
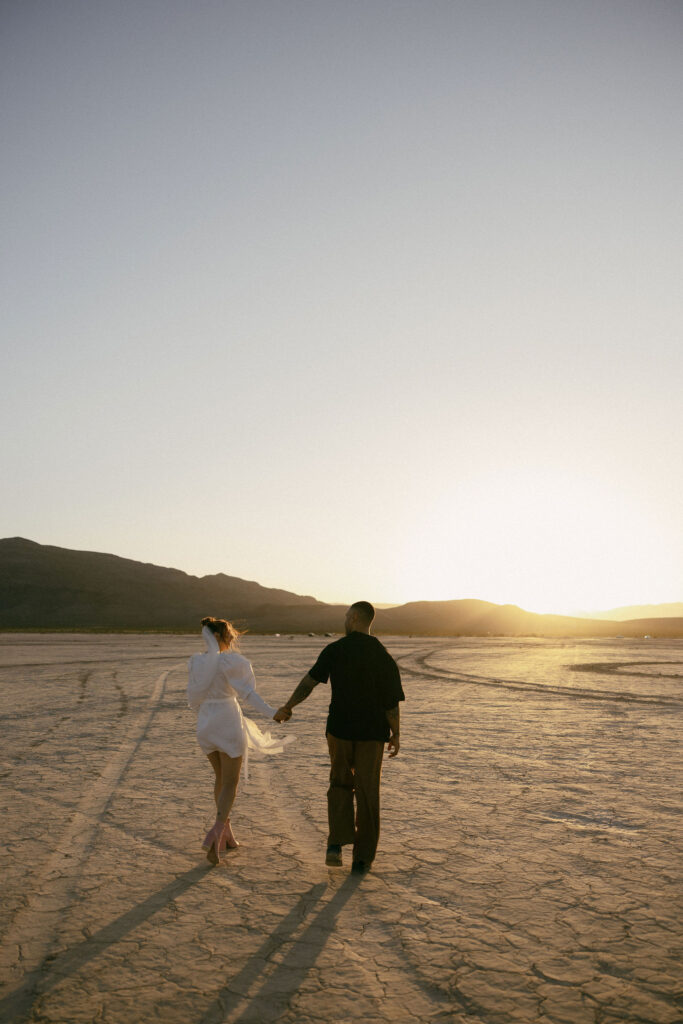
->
<box><xmin>187</xmin><ymin>601</ymin><xmax>404</xmax><ymax>873</ymax></box>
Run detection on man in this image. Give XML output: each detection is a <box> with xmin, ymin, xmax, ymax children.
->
<box><xmin>274</xmin><ymin>601</ymin><xmax>404</xmax><ymax>873</ymax></box>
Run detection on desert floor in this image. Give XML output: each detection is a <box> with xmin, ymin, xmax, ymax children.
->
<box><xmin>0</xmin><ymin>633</ymin><xmax>681</xmax><ymax>1024</ymax></box>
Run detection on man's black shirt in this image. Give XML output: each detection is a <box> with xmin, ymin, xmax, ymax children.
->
<box><xmin>308</xmin><ymin>631</ymin><xmax>405</xmax><ymax>742</ymax></box>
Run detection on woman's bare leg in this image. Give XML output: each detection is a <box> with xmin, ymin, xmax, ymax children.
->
<box><xmin>216</xmin><ymin>752</ymin><xmax>242</xmax><ymax>823</ymax></box>
<box><xmin>203</xmin><ymin>751</ymin><xmax>224</xmax><ymax>852</ymax></box>
<box><xmin>207</xmin><ymin>750</ymin><xmax>222</xmax><ymax>809</ymax></box>
<box><xmin>203</xmin><ymin>752</ymin><xmax>242</xmax><ymax>862</ymax></box>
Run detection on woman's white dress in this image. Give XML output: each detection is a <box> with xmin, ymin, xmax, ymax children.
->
<box><xmin>188</xmin><ymin>643</ymin><xmax>292</xmax><ymax>778</ymax></box>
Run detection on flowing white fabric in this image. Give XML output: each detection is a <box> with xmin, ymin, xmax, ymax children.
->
<box><xmin>187</xmin><ymin>626</ymin><xmax>221</xmax><ymax>711</ymax></box>
<box><xmin>239</xmin><ymin>702</ymin><xmax>295</xmax><ymax>781</ymax></box>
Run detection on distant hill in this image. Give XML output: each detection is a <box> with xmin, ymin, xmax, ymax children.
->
<box><xmin>2</xmin><ymin>538</ymin><xmax>682</xmax><ymax>637</ymax></box>
<box><xmin>375</xmin><ymin>600</ymin><xmax>683</xmax><ymax>639</ymax></box>
<box><xmin>577</xmin><ymin>602</ymin><xmax>683</xmax><ymax>621</ymax></box>
<box><xmin>0</xmin><ymin>538</ymin><xmax>326</xmax><ymax>630</ymax></box>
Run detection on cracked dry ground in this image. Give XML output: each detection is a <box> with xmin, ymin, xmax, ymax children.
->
<box><xmin>0</xmin><ymin>634</ymin><xmax>681</xmax><ymax>1024</ymax></box>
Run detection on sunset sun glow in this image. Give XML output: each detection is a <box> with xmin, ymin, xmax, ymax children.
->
<box><xmin>395</xmin><ymin>468</ymin><xmax>670</xmax><ymax>614</ymax></box>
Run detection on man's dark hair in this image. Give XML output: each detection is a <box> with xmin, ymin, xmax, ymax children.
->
<box><xmin>350</xmin><ymin>600</ymin><xmax>375</xmax><ymax>625</ymax></box>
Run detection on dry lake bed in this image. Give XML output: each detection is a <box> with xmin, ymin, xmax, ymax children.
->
<box><xmin>0</xmin><ymin>633</ymin><xmax>681</xmax><ymax>1024</ymax></box>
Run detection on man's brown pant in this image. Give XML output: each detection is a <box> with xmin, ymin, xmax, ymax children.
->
<box><xmin>326</xmin><ymin>733</ymin><xmax>384</xmax><ymax>864</ymax></box>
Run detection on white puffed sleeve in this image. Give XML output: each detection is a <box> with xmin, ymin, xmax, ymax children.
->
<box><xmin>224</xmin><ymin>654</ymin><xmax>276</xmax><ymax>719</ymax></box>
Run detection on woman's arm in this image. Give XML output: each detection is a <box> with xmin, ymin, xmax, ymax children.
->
<box><xmin>228</xmin><ymin>658</ymin><xmax>277</xmax><ymax>719</ymax></box>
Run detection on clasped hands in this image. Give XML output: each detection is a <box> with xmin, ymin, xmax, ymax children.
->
<box><xmin>273</xmin><ymin>706</ymin><xmax>292</xmax><ymax>723</ymax></box>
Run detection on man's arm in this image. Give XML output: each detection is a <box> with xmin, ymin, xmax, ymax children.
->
<box><xmin>385</xmin><ymin>704</ymin><xmax>400</xmax><ymax>757</ymax></box>
<box><xmin>273</xmin><ymin>673</ymin><xmax>320</xmax><ymax>722</ymax></box>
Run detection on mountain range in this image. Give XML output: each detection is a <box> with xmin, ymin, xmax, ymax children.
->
<box><xmin>1</xmin><ymin>538</ymin><xmax>682</xmax><ymax>638</ymax></box>
<box><xmin>575</xmin><ymin>602</ymin><xmax>683</xmax><ymax>621</ymax></box>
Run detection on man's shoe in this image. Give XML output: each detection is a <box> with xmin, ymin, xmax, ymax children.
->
<box><xmin>325</xmin><ymin>844</ymin><xmax>342</xmax><ymax>866</ymax></box>
<box><xmin>351</xmin><ymin>860</ymin><xmax>369</xmax><ymax>874</ymax></box>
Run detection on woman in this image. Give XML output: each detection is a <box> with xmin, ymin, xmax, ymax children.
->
<box><xmin>187</xmin><ymin>616</ymin><xmax>292</xmax><ymax>864</ymax></box>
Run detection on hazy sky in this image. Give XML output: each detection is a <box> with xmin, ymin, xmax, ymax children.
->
<box><xmin>2</xmin><ymin>0</ymin><xmax>682</xmax><ymax>614</ymax></box>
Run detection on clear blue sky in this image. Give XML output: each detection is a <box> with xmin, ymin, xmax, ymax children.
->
<box><xmin>2</xmin><ymin>0</ymin><xmax>681</xmax><ymax>613</ymax></box>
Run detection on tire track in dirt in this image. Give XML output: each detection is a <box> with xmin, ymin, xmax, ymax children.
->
<box><xmin>0</xmin><ymin>662</ymin><xmax>184</xmax><ymax>1021</ymax></box>
<box><xmin>0</xmin><ymin>655</ymin><xmax>185</xmax><ymax>671</ymax></box>
<box><xmin>400</xmin><ymin>647</ymin><xmax>683</xmax><ymax>707</ymax></box>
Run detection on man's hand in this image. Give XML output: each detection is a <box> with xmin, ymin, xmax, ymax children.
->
<box><xmin>273</xmin><ymin>706</ymin><xmax>292</xmax><ymax>723</ymax></box>
<box><xmin>385</xmin><ymin>705</ymin><xmax>400</xmax><ymax>757</ymax></box>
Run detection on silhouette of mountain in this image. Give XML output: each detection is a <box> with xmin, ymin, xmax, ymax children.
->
<box><xmin>0</xmin><ymin>538</ymin><xmax>324</xmax><ymax>630</ymax></box>
<box><xmin>2</xmin><ymin>538</ymin><xmax>682</xmax><ymax>637</ymax></box>
<box><xmin>375</xmin><ymin>600</ymin><xmax>683</xmax><ymax>638</ymax></box>
<box><xmin>576</xmin><ymin>602</ymin><xmax>683</xmax><ymax>621</ymax></box>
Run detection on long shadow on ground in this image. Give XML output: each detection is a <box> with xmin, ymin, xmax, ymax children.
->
<box><xmin>0</xmin><ymin>864</ymin><xmax>207</xmax><ymax>1023</ymax></box>
<box><xmin>196</xmin><ymin>875</ymin><xmax>363</xmax><ymax>1024</ymax></box>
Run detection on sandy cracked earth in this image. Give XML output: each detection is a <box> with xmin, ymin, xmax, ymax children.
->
<box><xmin>0</xmin><ymin>633</ymin><xmax>681</xmax><ymax>1024</ymax></box>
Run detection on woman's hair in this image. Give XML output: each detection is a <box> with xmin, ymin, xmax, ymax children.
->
<box><xmin>201</xmin><ymin>616</ymin><xmax>241</xmax><ymax>649</ymax></box>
